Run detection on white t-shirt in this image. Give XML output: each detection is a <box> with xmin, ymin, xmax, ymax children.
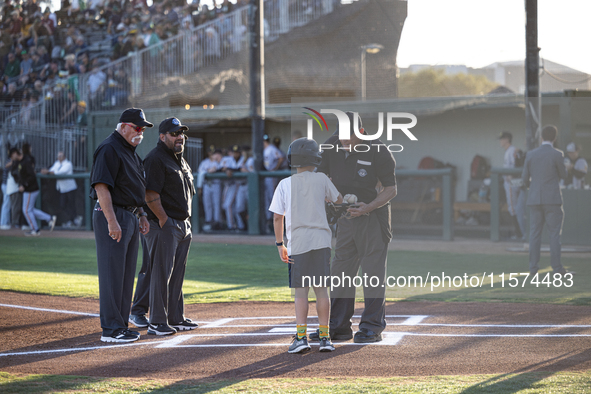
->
<box><xmin>263</xmin><ymin>144</ymin><xmax>282</xmax><ymax>171</ymax></box>
<box><xmin>49</xmin><ymin>159</ymin><xmax>77</xmax><ymax>193</ymax></box>
<box><xmin>269</xmin><ymin>171</ymin><xmax>339</xmax><ymax>255</ymax></box>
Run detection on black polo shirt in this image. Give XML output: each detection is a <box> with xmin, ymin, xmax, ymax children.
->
<box><xmin>90</xmin><ymin>131</ymin><xmax>146</xmax><ymax>207</ymax></box>
<box><xmin>317</xmin><ymin>135</ymin><xmax>396</xmax><ymax>204</ymax></box>
<box><xmin>144</xmin><ymin>140</ymin><xmax>195</xmax><ymax>221</ymax></box>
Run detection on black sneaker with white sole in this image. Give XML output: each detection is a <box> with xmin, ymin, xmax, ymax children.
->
<box><xmin>147</xmin><ymin>323</ymin><xmax>177</xmax><ymax>336</ymax></box>
<box><xmin>171</xmin><ymin>318</ymin><xmax>198</xmax><ymax>331</ymax></box>
<box><xmin>129</xmin><ymin>314</ymin><xmax>149</xmax><ymax>328</ymax></box>
<box><xmin>125</xmin><ymin>329</ymin><xmax>140</xmax><ymax>337</ymax></box>
<box><xmin>100</xmin><ymin>329</ymin><xmax>140</xmax><ymax>343</ymax></box>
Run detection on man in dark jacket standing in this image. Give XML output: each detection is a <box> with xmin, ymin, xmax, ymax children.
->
<box><xmin>18</xmin><ymin>143</ymin><xmax>56</xmax><ymax>236</ymax></box>
<box><xmin>521</xmin><ymin>125</ymin><xmax>570</xmax><ymax>276</ymax></box>
<box><xmin>90</xmin><ymin>108</ymin><xmax>152</xmax><ymax>343</ymax></box>
<box><xmin>134</xmin><ymin>117</ymin><xmax>197</xmax><ymax>336</ymax></box>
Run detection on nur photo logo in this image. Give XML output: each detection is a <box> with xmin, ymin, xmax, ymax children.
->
<box><xmin>302</xmin><ymin>108</ymin><xmax>418</xmax><ymax>152</ymax></box>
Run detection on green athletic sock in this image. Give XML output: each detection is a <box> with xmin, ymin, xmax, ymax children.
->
<box><xmin>319</xmin><ymin>325</ymin><xmax>329</xmax><ymax>338</ymax></box>
<box><xmin>297</xmin><ymin>324</ymin><xmax>307</xmax><ymax>339</ymax></box>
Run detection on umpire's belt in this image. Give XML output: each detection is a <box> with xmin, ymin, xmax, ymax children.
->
<box><xmin>114</xmin><ymin>205</ymin><xmax>138</xmax><ymax>215</ymax></box>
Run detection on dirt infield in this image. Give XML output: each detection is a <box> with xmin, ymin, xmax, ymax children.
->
<box><xmin>2</xmin><ymin>291</ymin><xmax>591</xmax><ymax>381</ymax></box>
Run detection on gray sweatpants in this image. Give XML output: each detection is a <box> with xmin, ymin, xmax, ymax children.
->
<box><xmin>329</xmin><ymin>211</ymin><xmax>388</xmax><ymax>336</ymax></box>
<box><xmin>146</xmin><ymin>217</ymin><xmax>192</xmax><ymax>325</ymax></box>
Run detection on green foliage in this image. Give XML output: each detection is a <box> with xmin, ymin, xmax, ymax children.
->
<box><xmin>399</xmin><ymin>68</ymin><xmax>498</xmax><ymax>98</ymax></box>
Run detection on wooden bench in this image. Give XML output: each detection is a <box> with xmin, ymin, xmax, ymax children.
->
<box><xmin>453</xmin><ymin>202</ymin><xmax>508</xmax><ymax>220</ymax></box>
<box><xmin>391</xmin><ymin>201</ymin><xmax>443</xmax><ymax>223</ymax></box>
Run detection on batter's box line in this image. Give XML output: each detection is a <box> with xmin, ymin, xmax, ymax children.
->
<box><xmin>201</xmin><ymin>315</ymin><xmax>429</xmax><ymax>328</ymax></box>
<box><xmin>155</xmin><ymin>333</ymin><xmax>405</xmax><ymax>347</ymax></box>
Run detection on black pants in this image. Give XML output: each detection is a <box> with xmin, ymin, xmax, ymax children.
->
<box><xmin>60</xmin><ymin>190</ymin><xmax>77</xmax><ymax>223</ymax></box>
<box><xmin>146</xmin><ymin>217</ymin><xmax>192</xmax><ymax>325</ymax></box>
<box><xmin>94</xmin><ymin>203</ymin><xmax>140</xmax><ymax>337</ymax></box>
<box><xmin>131</xmin><ymin>234</ymin><xmax>151</xmax><ymax>316</ymax></box>
<box><xmin>329</xmin><ymin>212</ymin><xmax>388</xmax><ymax>335</ymax></box>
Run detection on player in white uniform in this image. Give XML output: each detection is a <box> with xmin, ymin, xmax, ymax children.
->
<box><xmin>499</xmin><ymin>131</ymin><xmax>526</xmax><ymax>240</ymax></box>
<box><xmin>234</xmin><ymin>146</ymin><xmax>254</xmax><ymax>231</ymax></box>
<box><xmin>197</xmin><ymin>147</ymin><xmax>222</xmax><ymax>231</ymax></box>
<box><xmin>221</xmin><ymin>145</ymin><xmax>246</xmax><ymax>231</ymax></box>
<box><xmin>564</xmin><ymin>142</ymin><xmax>588</xmax><ymax>189</ymax></box>
<box><xmin>263</xmin><ymin>135</ymin><xmax>285</xmax><ymax>233</ymax></box>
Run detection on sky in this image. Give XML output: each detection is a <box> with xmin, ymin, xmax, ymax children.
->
<box><xmin>397</xmin><ymin>0</ymin><xmax>591</xmax><ymax>74</ymax></box>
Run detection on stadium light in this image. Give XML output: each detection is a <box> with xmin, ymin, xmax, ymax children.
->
<box><xmin>361</xmin><ymin>44</ymin><xmax>384</xmax><ymax>101</ymax></box>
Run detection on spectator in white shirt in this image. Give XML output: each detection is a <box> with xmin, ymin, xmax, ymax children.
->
<box><xmin>41</xmin><ymin>152</ymin><xmax>78</xmax><ymax>228</ymax></box>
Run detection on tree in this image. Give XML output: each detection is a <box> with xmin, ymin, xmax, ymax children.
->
<box><xmin>399</xmin><ymin>68</ymin><xmax>498</xmax><ymax>98</ymax></box>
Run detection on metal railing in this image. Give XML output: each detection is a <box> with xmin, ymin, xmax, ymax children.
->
<box><xmin>34</xmin><ymin>166</ymin><xmax>455</xmax><ymax>240</ymax></box>
<box><xmin>0</xmin><ymin>120</ymin><xmax>88</xmax><ymax>172</ymax></box>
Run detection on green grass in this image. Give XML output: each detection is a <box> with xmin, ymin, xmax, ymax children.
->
<box><xmin>0</xmin><ymin>236</ymin><xmax>589</xmax><ymax>304</ymax></box>
<box><xmin>2</xmin><ymin>372</ymin><xmax>591</xmax><ymax>393</ymax></box>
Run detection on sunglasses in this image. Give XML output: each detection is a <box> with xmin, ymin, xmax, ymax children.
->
<box><xmin>123</xmin><ymin>123</ymin><xmax>146</xmax><ymax>133</ymax></box>
<box><xmin>168</xmin><ymin>130</ymin><xmax>186</xmax><ymax>138</ymax></box>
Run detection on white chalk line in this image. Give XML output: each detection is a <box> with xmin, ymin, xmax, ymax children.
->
<box><xmin>0</xmin><ymin>303</ymin><xmax>100</xmax><ymax>317</ymax></box>
<box><xmin>3</xmin><ymin>303</ymin><xmax>591</xmax><ymax>329</ymax></box>
<box><xmin>4</xmin><ymin>328</ymin><xmax>591</xmax><ymax>358</ymax></box>
<box><xmin>0</xmin><ymin>303</ymin><xmax>212</xmax><ymax>324</ymax></box>
<box><xmin>0</xmin><ymin>339</ymin><xmax>168</xmax><ymax>357</ymax></box>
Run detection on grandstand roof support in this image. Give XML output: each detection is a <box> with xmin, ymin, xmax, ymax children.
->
<box><xmin>525</xmin><ymin>0</ymin><xmax>541</xmax><ymax>151</ymax></box>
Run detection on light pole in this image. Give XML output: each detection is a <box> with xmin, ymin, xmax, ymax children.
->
<box><xmin>361</xmin><ymin>43</ymin><xmax>383</xmax><ymax>101</ymax></box>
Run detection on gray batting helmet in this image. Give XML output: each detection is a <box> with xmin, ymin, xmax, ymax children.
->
<box><xmin>288</xmin><ymin>138</ymin><xmax>322</xmax><ymax>168</ymax></box>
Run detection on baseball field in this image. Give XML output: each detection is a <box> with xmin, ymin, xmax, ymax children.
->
<box><xmin>1</xmin><ymin>230</ymin><xmax>591</xmax><ymax>393</ymax></box>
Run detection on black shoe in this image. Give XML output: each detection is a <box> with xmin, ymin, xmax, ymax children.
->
<box><xmin>354</xmin><ymin>329</ymin><xmax>383</xmax><ymax>343</ymax></box>
<box><xmin>556</xmin><ymin>270</ymin><xmax>576</xmax><ymax>277</ymax></box>
<box><xmin>125</xmin><ymin>328</ymin><xmax>140</xmax><ymax>337</ymax></box>
<box><xmin>101</xmin><ymin>329</ymin><xmax>140</xmax><ymax>343</ymax></box>
<box><xmin>129</xmin><ymin>314</ymin><xmax>149</xmax><ymax>328</ymax></box>
<box><xmin>309</xmin><ymin>329</ymin><xmax>352</xmax><ymax>342</ymax></box>
<box><xmin>171</xmin><ymin>318</ymin><xmax>198</xmax><ymax>331</ymax></box>
<box><xmin>147</xmin><ymin>323</ymin><xmax>177</xmax><ymax>336</ymax></box>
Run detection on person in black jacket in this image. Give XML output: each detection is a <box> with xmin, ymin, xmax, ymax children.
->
<box><xmin>18</xmin><ymin>143</ymin><xmax>56</xmax><ymax>236</ymax></box>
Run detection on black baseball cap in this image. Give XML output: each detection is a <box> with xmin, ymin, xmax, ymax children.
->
<box><xmin>498</xmin><ymin>131</ymin><xmax>512</xmax><ymax>140</ymax></box>
<box><xmin>231</xmin><ymin>144</ymin><xmax>242</xmax><ymax>152</ymax></box>
<box><xmin>159</xmin><ymin>117</ymin><xmax>188</xmax><ymax>134</ymax></box>
<box><xmin>119</xmin><ymin>108</ymin><xmax>153</xmax><ymax>127</ymax></box>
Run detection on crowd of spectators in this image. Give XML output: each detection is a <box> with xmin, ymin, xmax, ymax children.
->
<box><xmin>0</xmin><ymin>0</ymin><xmax>251</xmax><ymax>124</ymax></box>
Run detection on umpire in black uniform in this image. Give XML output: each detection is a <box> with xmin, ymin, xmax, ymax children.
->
<box><xmin>143</xmin><ymin>117</ymin><xmax>197</xmax><ymax>336</ymax></box>
<box><xmin>90</xmin><ymin>108</ymin><xmax>153</xmax><ymax>343</ymax></box>
<box><xmin>313</xmin><ymin>112</ymin><xmax>397</xmax><ymax>343</ymax></box>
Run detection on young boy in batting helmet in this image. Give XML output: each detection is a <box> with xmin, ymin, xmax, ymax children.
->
<box><xmin>269</xmin><ymin>138</ymin><xmax>343</xmax><ymax>353</ymax></box>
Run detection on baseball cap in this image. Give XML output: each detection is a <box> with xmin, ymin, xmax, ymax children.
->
<box><xmin>159</xmin><ymin>117</ymin><xmax>188</xmax><ymax>134</ymax></box>
<box><xmin>120</xmin><ymin>108</ymin><xmax>153</xmax><ymax>127</ymax></box>
<box><xmin>566</xmin><ymin>142</ymin><xmax>576</xmax><ymax>153</ymax></box>
<box><xmin>77</xmin><ymin>100</ymin><xmax>87</xmax><ymax>108</ymax></box>
<box><xmin>231</xmin><ymin>144</ymin><xmax>241</xmax><ymax>152</ymax></box>
<box><xmin>263</xmin><ymin>134</ymin><xmax>270</xmax><ymax>141</ymax></box>
<box><xmin>498</xmin><ymin>131</ymin><xmax>512</xmax><ymax>140</ymax></box>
